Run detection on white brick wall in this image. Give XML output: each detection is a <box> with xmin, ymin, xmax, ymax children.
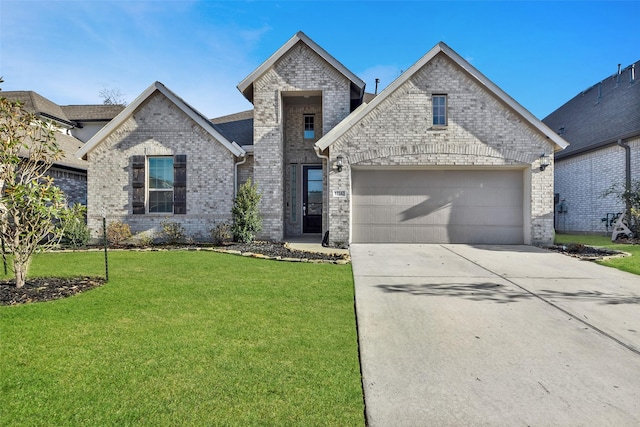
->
<box><xmin>87</xmin><ymin>91</ymin><xmax>237</xmax><ymax>241</ymax></box>
<box><xmin>327</xmin><ymin>53</ymin><xmax>556</xmax><ymax>246</ymax></box>
<box><xmin>555</xmin><ymin>135</ymin><xmax>639</xmax><ymax>233</ymax></box>
<box><xmin>252</xmin><ymin>41</ymin><xmax>351</xmax><ymax>241</ymax></box>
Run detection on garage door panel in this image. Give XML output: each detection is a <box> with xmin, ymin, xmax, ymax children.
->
<box><xmin>352</xmin><ymin>169</ymin><xmax>524</xmax><ymax>244</ymax></box>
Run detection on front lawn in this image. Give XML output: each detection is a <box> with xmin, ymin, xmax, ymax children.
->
<box><xmin>554</xmin><ymin>233</ymin><xmax>640</xmax><ymax>275</ymax></box>
<box><xmin>0</xmin><ymin>251</ymin><xmax>364</xmax><ymax>426</ymax></box>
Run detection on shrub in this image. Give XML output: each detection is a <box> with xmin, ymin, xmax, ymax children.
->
<box><xmin>211</xmin><ymin>222</ymin><xmax>232</xmax><ymax>245</ymax></box>
<box><xmin>136</xmin><ymin>231</ymin><xmax>155</xmax><ymax>247</ymax></box>
<box><xmin>61</xmin><ymin>204</ymin><xmax>91</xmax><ymax>249</ymax></box>
<box><xmin>232</xmin><ymin>178</ymin><xmax>262</xmax><ymax>243</ymax></box>
<box><xmin>106</xmin><ymin>221</ymin><xmax>132</xmax><ymax>246</ymax></box>
<box><xmin>160</xmin><ymin>219</ymin><xmax>186</xmax><ymax>244</ymax></box>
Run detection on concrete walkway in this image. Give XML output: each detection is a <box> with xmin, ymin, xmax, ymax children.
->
<box><xmin>351</xmin><ymin>244</ymin><xmax>640</xmax><ymax>426</ymax></box>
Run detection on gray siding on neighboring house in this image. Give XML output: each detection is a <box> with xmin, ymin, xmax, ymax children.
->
<box><xmin>251</xmin><ymin>41</ymin><xmax>352</xmax><ymax>240</ymax></box>
<box><xmin>326</xmin><ymin>52</ymin><xmax>555</xmax><ymax>245</ymax></box>
<box><xmin>86</xmin><ymin>91</ymin><xmax>236</xmax><ymax>240</ymax></box>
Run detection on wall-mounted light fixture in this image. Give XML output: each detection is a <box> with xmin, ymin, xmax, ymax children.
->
<box><xmin>539</xmin><ymin>153</ymin><xmax>550</xmax><ymax>171</ymax></box>
<box><xmin>336</xmin><ymin>155</ymin><xmax>344</xmax><ymax>172</ymax></box>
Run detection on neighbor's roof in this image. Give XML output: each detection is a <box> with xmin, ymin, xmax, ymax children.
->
<box><xmin>316</xmin><ymin>42</ymin><xmax>569</xmax><ymax>153</ymax></box>
<box><xmin>77</xmin><ymin>82</ymin><xmax>246</xmax><ymax>159</ymax></box>
<box><xmin>211</xmin><ymin>110</ymin><xmax>254</xmax><ymax>147</ymax></box>
<box><xmin>61</xmin><ymin>104</ymin><xmax>125</xmax><ymax>122</ymax></box>
<box><xmin>237</xmin><ymin>31</ymin><xmax>365</xmax><ymax>103</ymax></box>
<box><xmin>2</xmin><ymin>90</ymin><xmax>74</xmax><ymax>126</ymax></box>
<box><xmin>543</xmin><ymin>60</ymin><xmax>640</xmax><ymax>160</ymax></box>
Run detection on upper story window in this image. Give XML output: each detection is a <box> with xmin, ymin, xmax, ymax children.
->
<box><xmin>148</xmin><ymin>157</ymin><xmax>174</xmax><ymax>213</ymax></box>
<box><xmin>432</xmin><ymin>95</ymin><xmax>447</xmax><ymax>126</ymax></box>
<box><xmin>304</xmin><ymin>114</ymin><xmax>315</xmax><ymax>139</ymax></box>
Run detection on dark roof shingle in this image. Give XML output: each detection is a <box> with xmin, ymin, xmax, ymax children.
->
<box><xmin>543</xmin><ymin>60</ymin><xmax>640</xmax><ymax>159</ymax></box>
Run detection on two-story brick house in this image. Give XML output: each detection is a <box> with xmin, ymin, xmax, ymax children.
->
<box><xmin>543</xmin><ymin>61</ymin><xmax>639</xmax><ymax>234</ymax></box>
<box><xmin>78</xmin><ymin>32</ymin><xmax>567</xmax><ymax>246</ymax></box>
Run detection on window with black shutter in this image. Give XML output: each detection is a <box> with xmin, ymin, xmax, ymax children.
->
<box><xmin>131</xmin><ymin>154</ymin><xmax>187</xmax><ymax>215</ymax></box>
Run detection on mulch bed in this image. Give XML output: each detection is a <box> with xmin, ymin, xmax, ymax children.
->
<box><xmin>546</xmin><ymin>243</ymin><xmax>629</xmax><ymax>260</ymax></box>
<box><xmin>0</xmin><ymin>277</ymin><xmax>106</xmax><ymax>306</ymax></box>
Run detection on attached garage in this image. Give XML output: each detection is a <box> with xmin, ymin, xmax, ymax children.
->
<box><xmin>351</xmin><ymin>169</ymin><xmax>525</xmax><ymax>244</ymax></box>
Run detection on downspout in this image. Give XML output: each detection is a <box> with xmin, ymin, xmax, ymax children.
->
<box><xmin>234</xmin><ymin>152</ymin><xmax>247</xmax><ymax>199</ymax></box>
<box><xmin>617</xmin><ymin>139</ymin><xmax>632</xmax><ymax>215</ymax></box>
<box><xmin>314</xmin><ymin>146</ymin><xmax>330</xmax><ymax>246</ymax></box>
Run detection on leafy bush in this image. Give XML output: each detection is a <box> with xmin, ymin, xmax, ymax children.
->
<box><xmin>232</xmin><ymin>178</ymin><xmax>262</xmax><ymax>243</ymax></box>
<box><xmin>160</xmin><ymin>219</ymin><xmax>186</xmax><ymax>244</ymax></box>
<box><xmin>211</xmin><ymin>222</ymin><xmax>232</xmax><ymax>245</ymax></box>
<box><xmin>106</xmin><ymin>221</ymin><xmax>132</xmax><ymax>246</ymax></box>
<box><xmin>61</xmin><ymin>204</ymin><xmax>90</xmax><ymax>249</ymax></box>
<box><xmin>603</xmin><ymin>179</ymin><xmax>640</xmax><ymax>234</ymax></box>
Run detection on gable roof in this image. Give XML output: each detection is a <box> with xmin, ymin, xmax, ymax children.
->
<box><xmin>316</xmin><ymin>42</ymin><xmax>569</xmax><ymax>153</ymax></box>
<box><xmin>237</xmin><ymin>31</ymin><xmax>366</xmax><ymax>104</ymax></box>
<box><xmin>76</xmin><ymin>82</ymin><xmax>246</xmax><ymax>159</ymax></box>
<box><xmin>542</xmin><ymin>60</ymin><xmax>640</xmax><ymax>160</ymax></box>
<box><xmin>61</xmin><ymin>104</ymin><xmax>125</xmax><ymax>122</ymax></box>
<box><xmin>2</xmin><ymin>91</ymin><xmax>75</xmax><ymax>127</ymax></box>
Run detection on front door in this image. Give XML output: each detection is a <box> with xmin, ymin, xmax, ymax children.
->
<box><xmin>303</xmin><ymin>165</ymin><xmax>323</xmax><ymax>233</ymax></box>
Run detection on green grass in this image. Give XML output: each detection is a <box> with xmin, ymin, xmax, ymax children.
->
<box><xmin>0</xmin><ymin>251</ymin><xmax>364</xmax><ymax>426</ymax></box>
<box><xmin>554</xmin><ymin>233</ymin><xmax>640</xmax><ymax>275</ymax></box>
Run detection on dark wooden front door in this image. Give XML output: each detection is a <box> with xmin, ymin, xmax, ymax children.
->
<box><xmin>303</xmin><ymin>166</ymin><xmax>322</xmax><ymax>233</ymax></box>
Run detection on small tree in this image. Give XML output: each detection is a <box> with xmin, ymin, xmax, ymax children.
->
<box><xmin>1</xmin><ymin>83</ymin><xmax>73</xmax><ymax>288</ymax></box>
<box><xmin>603</xmin><ymin>179</ymin><xmax>640</xmax><ymax>234</ymax></box>
<box><xmin>231</xmin><ymin>178</ymin><xmax>262</xmax><ymax>243</ymax></box>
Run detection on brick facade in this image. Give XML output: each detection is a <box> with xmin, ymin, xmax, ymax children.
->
<box><xmin>86</xmin><ymin>91</ymin><xmax>237</xmax><ymax>240</ymax></box>
<box><xmin>555</xmin><ymin>136</ymin><xmax>639</xmax><ymax>233</ymax></box>
<box><xmin>326</xmin><ymin>53</ymin><xmax>556</xmax><ymax>246</ymax></box>
<box><xmin>49</xmin><ymin>167</ymin><xmax>87</xmax><ymax>205</ymax></box>
<box><xmin>252</xmin><ymin>41</ymin><xmax>351</xmax><ymax>240</ymax></box>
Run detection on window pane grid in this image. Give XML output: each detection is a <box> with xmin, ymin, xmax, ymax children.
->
<box><xmin>304</xmin><ymin>115</ymin><xmax>315</xmax><ymax>139</ymax></box>
<box><xmin>148</xmin><ymin>157</ymin><xmax>174</xmax><ymax>213</ymax></box>
<box><xmin>432</xmin><ymin>95</ymin><xmax>447</xmax><ymax>126</ymax></box>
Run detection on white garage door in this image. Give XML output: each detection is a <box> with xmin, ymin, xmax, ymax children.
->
<box><xmin>352</xmin><ymin>169</ymin><xmax>524</xmax><ymax>244</ymax></box>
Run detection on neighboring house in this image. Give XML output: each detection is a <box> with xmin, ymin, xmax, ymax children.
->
<box><xmin>543</xmin><ymin>61</ymin><xmax>639</xmax><ymax>234</ymax></box>
<box><xmin>2</xmin><ymin>91</ymin><xmax>123</xmax><ymax>205</ymax></box>
<box><xmin>78</xmin><ymin>31</ymin><xmax>567</xmax><ymax>246</ymax></box>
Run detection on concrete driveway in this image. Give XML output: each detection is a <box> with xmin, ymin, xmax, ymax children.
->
<box><xmin>351</xmin><ymin>244</ymin><xmax>640</xmax><ymax>426</ymax></box>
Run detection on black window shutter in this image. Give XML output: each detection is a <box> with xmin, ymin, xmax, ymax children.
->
<box><xmin>174</xmin><ymin>154</ymin><xmax>187</xmax><ymax>214</ymax></box>
<box><xmin>132</xmin><ymin>155</ymin><xmax>145</xmax><ymax>214</ymax></box>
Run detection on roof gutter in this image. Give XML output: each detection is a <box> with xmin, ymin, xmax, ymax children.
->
<box><xmin>555</xmin><ymin>130</ymin><xmax>640</xmax><ymax>161</ymax></box>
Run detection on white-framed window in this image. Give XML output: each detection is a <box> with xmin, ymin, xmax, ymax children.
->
<box><xmin>432</xmin><ymin>95</ymin><xmax>447</xmax><ymax>126</ymax></box>
<box><xmin>304</xmin><ymin>114</ymin><xmax>315</xmax><ymax>139</ymax></box>
<box><xmin>148</xmin><ymin>156</ymin><xmax>174</xmax><ymax>213</ymax></box>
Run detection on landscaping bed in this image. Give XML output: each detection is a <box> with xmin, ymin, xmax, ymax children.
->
<box><xmin>0</xmin><ymin>241</ymin><xmax>348</xmax><ymax>305</ymax></box>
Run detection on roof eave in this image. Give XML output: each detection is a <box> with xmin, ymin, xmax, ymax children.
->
<box><xmin>77</xmin><ymin>82</ymin><xmax>246</xmax><ymax>160</ymax></box>
<box><xmin>317</xmin><ymin>42</ymin><xmax>569</xmax><ymax>152</ymax></box>
<box><xmin>237</xmin><ymin>31</ymin><xmax>365</xmax><ymax>104</ymax></box>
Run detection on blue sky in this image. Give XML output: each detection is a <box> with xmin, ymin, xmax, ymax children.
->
<box><xmin>1</xmin><ymin>1</ymin><xmax>638</xmax><ymax>119</ymax></box>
